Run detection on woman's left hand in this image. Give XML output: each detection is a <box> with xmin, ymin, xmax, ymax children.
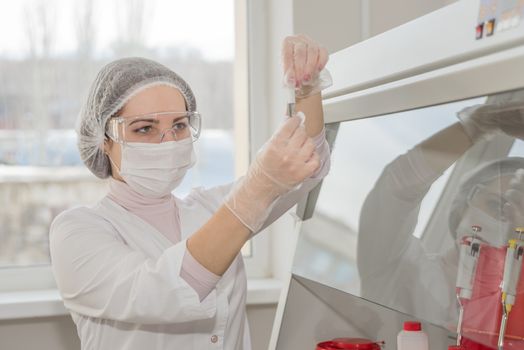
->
<box><xmin>281</xmin><ymin>34</ymin><xmax>328</xmax><ymax>88</ymax></box>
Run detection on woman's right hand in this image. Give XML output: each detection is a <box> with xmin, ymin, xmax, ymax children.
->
<box><xmin>255</xmin><ymin>112</ymin><xmax>320</xmax><ymax>191</ymax></box>
<box><xmin>224</xmin><ymin>112</ymin><xmax>320</xmax><ymax>232</ymax></box>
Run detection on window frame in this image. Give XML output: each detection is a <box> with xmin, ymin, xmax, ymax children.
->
<box><xmin>234</xmin><ymin>0</ymin><xmax>271</xmax><ymax>278</ymax></box>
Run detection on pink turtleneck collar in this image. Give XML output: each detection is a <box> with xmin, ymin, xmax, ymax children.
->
<box><xmin>106</xmin><ymin>177</ymin><xmax>220</xmax><ymax>301</ymax></box>
<box><xmin>107</xmin><ymin>178</ymin><xmax>181</xmax><ymax>244</ymax></box>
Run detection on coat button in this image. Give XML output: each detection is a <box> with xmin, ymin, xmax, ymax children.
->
<box><xmin>211</xmin><ymin>335</ymin><xmax>218</xmax><ymax>343</ymax></box>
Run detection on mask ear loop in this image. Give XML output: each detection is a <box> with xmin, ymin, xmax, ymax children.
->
<box><xmin>103</xmin><ymin>131</ymin><xmax>122</xmax><ymax>175</ymax></box>
<box><xmin>106</xmin><ymin>153</ymin><xmax>122</xmax><ymax>174</ymax></box>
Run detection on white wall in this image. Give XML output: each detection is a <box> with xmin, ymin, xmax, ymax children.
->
<box><xmin>0</xmin><ymin>316</ymin><xmax>79</xmax><ymax>350</ymax></box>
<box><xmin>292</xmin><ymin>0</ymin><xmax>456</xmax><ymax>53</ymax></box>
<box><xmin>293</xmin><ymin>0</ymin><xmax>364</xmax><ymax>53</ymax></box>
<box><xmin>247</xmin><ymin>305</ymin><xmax>278</xmax><ymax>350</ymax></box>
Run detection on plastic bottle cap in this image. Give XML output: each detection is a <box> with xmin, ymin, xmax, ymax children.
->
<box><xmin>448</xmin><ymin>346</ymin><xmax>464</xmax><ymax>350</ymax></box>
<box><xmin>403</xmin><ymin>321</ymin><xmax>422</xmax><ymax>331</ymax></box>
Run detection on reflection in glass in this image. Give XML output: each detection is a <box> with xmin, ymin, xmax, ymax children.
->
<box><xmin>294</xmin><ymin>89</ymin><xmax>524</xmax><ymax>349</ymax></box>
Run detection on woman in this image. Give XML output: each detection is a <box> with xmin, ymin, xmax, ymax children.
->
<box><xmin>49</xmin><ymin>35</ymin><xmax>331</xmax><ymax>349</ymax></box>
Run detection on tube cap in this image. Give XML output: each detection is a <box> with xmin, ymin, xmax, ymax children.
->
<box><xmin>403</xmin><ymin>321</ymin><xmax>422</xmax><ymax>331</ymax></box>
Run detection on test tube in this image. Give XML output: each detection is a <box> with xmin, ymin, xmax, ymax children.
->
<box><xmin>287</xmin><ymin>87</ymin><xmax>296</xmax><ymax>117</ymax></box>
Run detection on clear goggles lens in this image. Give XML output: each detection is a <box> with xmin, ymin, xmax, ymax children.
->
<box><xmin>467</xmin><ymin>183</ymin><xmax>509</xmax><ymax>221</ymax></box>
<box><xmin>106</xmin><ymin>111</ymin><xmax>201</xmax><ymax>144</ymax></box>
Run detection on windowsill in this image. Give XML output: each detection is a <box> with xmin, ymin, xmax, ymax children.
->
<box><xmin>0</xmin><ymin>289</ymin><xmax>65</xmax><ymax>320</ymax></box>
<box><xmin>0</xmin><ymin>278</ymin><xmax>282</xmax><ymax>321</ymax></box>
<box><xmin>246</xmin><ymin>278</ymin><xmax>282</xmax><ymax>305</ymax></box>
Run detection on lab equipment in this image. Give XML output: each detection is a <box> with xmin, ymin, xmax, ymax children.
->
<box><xmin>397</xmin><ymin>321</ymin><xmax>429</xmax><ymax>350</ymax></box>
<box><xmin>456</xmin><ymin>225</ymin><xmax>482</xmax><ymax>345</ymax></box>
<box><xmin>270</xmin><ymin>2</ymin><xmax>524</xmax><ymax>349</ymax></box>
<box><xmin>77</xmin><ymin>57</ymin><xmax>197</xmax><ymax>179</ymax></box>
<box><xmin>459</xmin><ymin>234</ymin><xmax>524</xmax><ymax>349</ymax></box>
<box><xmin>498</xmin><ymin>228</ymin><xmax>524</xmax><ymax>350</ymax></box>
<box><xmin>398</xmin><ymin>321</ymin><xmax>429</xmax><ymax>350</ymax></box>
<box><xmin>225</xmin><ymin>113</ymin><xmax>320</xmax><ymax>232</ymax></box>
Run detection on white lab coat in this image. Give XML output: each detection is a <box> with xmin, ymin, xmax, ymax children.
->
<box><xmin>50</xmin><ymin>175</ymin><xmax>327</xmax><ymax>350</ymax></box>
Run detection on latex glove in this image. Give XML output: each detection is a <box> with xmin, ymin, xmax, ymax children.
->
<box><xmin>457</xmin><ymin>90</ymin><xmax>524</xmax><ymax>142</ymax></box>
<box><xmin>503</xmin><ymin>168</ymin><xmax>524</xmax><ymax>229</ymax></box>
<box><xmin>225</xmin><ymin>112</ymin><xmax>320</xmax><ymax>233</ymax></box>
<box><xmin>281</xmin><ymin>34</ymin><xmax>332</xmax><ymax>99</ymax></box>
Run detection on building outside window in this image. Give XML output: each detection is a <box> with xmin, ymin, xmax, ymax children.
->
<box><xmin>0</xmin><ymin>0</ymin><xmax>255</xmax><ymax>280</ymax></box>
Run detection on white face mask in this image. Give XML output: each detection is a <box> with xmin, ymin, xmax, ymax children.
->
<box><xmin>110</xmin><ymin>138</ymin><xmax>196</xmax><ymax>198</ymax></box>
<box><xmin>456</xmin><ymin>205</ymin><xmax>513</xmax><ymax>247</ymax></box>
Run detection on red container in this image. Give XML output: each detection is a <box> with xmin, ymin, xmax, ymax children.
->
<box><xmin>461</xmin><ymin>245</ymin><xmax>524</xmax><ymax>349</ymax></box>
<box><xmin>316</xmin><ymin>338</ymin><xmax>383</xmax><ymax>350</ymax></box>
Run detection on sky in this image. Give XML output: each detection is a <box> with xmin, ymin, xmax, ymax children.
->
<box><xmin>0</xmin><ymin>0</ymin><xmax>234</xmax><ymax>61</ymax></box>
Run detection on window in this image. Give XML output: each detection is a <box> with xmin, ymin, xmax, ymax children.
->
<box><xmin>0</xmin><ymin>0</ymin><xmax>257</xmax><ymax>289</ymax></box>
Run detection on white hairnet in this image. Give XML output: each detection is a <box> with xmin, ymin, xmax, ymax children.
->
<box><xmin>448</xmin><ymin>157</ymin><xmax>524</xmax><ymax>235</ymax></box>
<box><xmin>77</xmin><ymin>57</ymin><xmax>197</xmax><ymax>179</ymax></box>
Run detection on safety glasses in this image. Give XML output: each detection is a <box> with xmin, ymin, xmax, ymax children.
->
<box><xmin>106</xmin><ymin>111</ymin><xmax>201</xmax><ymax>144</ymax></box>
<box><xmin>467</xmin><ymin>183</ymin><xmax>509</xmax><ymax>221</ymax></box>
